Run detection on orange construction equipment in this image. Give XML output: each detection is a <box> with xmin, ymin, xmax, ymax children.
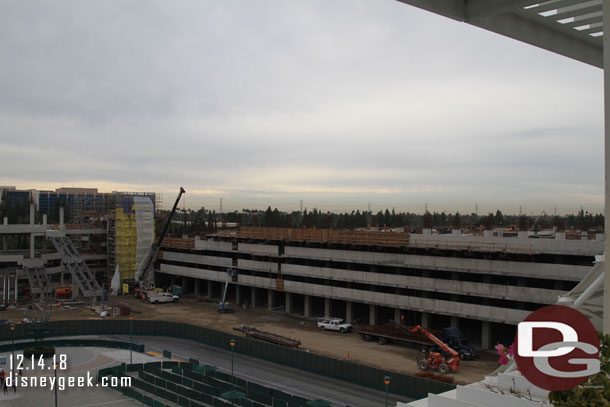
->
<box><xmin>56</xmin><ymin>287</ymin><xmax>72</xmax><ymax>299</ymax></box>
<box><xmin>412</xmin><ymin>325</ymin><xmax>460</xmax><ymax>374</ymax></box>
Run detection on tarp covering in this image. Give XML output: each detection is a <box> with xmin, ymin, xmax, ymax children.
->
<box><xmin>133</xmin><ymin>196</ymin><xmax>155</xmax><ymax>275</ymax></box>
<box><xmin>110</xmin><ymin>264</ymin><xmax>121</xmax><ymax>295</ymax></box>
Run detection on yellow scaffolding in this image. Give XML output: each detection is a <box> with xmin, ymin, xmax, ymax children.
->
<box><xmin>115</xmin><ymin>208</ymin><xmax>137</xmax><ymax>280</ymax></box>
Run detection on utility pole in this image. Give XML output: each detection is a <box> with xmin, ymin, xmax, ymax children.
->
<box><xmin>519</xmin><ymin>206</ymin><xmax>522</xmax><ymax>216</ymax></box>
<box><xmin>475</xmin><ymin>203</ymin><xmax>478</xmax><ymax>217</ymax></box>
<box><xmin>425</xmin><ymin>202</ymin><xmax>428</xmax><ymax>213</ymax></box>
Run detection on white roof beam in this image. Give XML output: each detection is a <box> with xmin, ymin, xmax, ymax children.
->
<box><xmin>535</xmin><ymin>0</ymin><xmax>593</xmax><ymax>14</ymax></box>
<box><xmin>394</xmin><ymin>0</ymin><xmax>467</xmax><ymax>21</ymax></box>
<box><xmin>553</xmin><ymin>4</ymin><xmax>602</xmax><ymax>19</ymax></box>
<box><xmin>464</xmin><ymin>0</ymin><xmax>540</xmax><ymax>20</ymax></box>
<box><xmin>475</xmin><ymin>10</ymin><xmax>602</xmax><ymax>67</ymax></box>
<box><xmin>396</xmin><ymin>0</ymin><xmax>603</xmax><ymax>67</ymax></box>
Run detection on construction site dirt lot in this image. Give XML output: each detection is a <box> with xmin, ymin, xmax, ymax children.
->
<box><xmin>2</xmin><ymin>297</ymin><xmax>500</xmax><ymax>386</ymax></box>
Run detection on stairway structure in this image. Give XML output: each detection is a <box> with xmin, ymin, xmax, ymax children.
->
<box><xmin>24</xmin><ymin>266</ymin><xmax>53</xmax><ymax>301</ymax></box>
<box><xmin>48</xmin><ymin>235</ymin><xmax>103</xmax><ymax>300</ymax></box>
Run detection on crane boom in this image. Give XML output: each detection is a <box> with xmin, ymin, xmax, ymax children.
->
<box><xmin>135</xmin><ymin>187</ymin><xmax>186</xmax><ymax>289</ymax></box>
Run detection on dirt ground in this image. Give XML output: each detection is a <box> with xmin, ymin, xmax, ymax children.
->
<box><xmin>2</xmin><ymin>296</ymin><xmax>500</xmax><ymax>386</ymax></box>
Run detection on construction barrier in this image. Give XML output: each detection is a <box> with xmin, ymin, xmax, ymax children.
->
<box><xmin>0</xmin><ymin>338</ymin><xmax>144</xmax><ymax>354</ymax></box>
<box><xmin>0</xmin><ymin>320</ymin><xmax>454</xmax><ymax>400</ymax></box>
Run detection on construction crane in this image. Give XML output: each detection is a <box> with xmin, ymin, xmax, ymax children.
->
<box><xmin>531</xmin><ymin>210</ymin><xmax>548</xmax><ymax>234</ymax></box>
<box><xmin>218</xmin><ymin>268</ymin><xmax>237</xmax><ymax>313</ymax></box>
<box><xmin>134</xmin><ymin>187</ymin><xmax>186</xmax><ymax>297</ymax></box>
<box><xmin>412</xmin><ymin>325</ymin><xmax>460</xmax><ymax>374</ymax></box>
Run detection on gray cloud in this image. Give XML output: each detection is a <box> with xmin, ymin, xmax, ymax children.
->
<box><xmin>0</xmin><ymin>0</ymin><xmax>603</xmax><ymax>214</ymax></box>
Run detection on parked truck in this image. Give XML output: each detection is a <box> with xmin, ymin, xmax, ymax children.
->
<box><xmin>317</xmin><ymin>318</ymin><xmax>353</xmax><ymax>333</ymax></box>
<box><xmin>441</xmin><ymin>327</ymin><xmax>478</xmax><ymax>360</ymax></box>
<box><xmin>357</xmin><ymin>322</ymin><xmax>477</xmax><ymax>360</ymax></box>
<box><xmin>148</xmin><ymin>292</ymin><xmax>179</xmax><ymax>304</ymax></box>
<box><xmin>357</xmin><ymin>322</ymin><xmax>434</xmax><ymax>347</ymax></box>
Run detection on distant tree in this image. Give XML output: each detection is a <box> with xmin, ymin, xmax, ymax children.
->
<box><xmin>518</xmin><ymin>215</ymin><xmax>528</xmax><ymax>231</ymax></box>
<box><xmin>552</xmin><ymin>215</ymin><xmax>564</xmax><ymax>231</ymax></box>
<box><xmin>384</xmin><ymin>209</ymin><xmax>391</xmax><ymax>227</ymax></box>
<box><xmin>483</xmin><ymin>213</ymin><xmax>494</xmax><ymax>230</ymax></box>
<box><xmin>423</xmin><ymin>211</ymin><xmax>432</xmax><ymax>228</ymax></box>
<box><xmin>494</xmin><ymin>210</ymin><xmax>504</xmax><ymax>226</ymax></box>
<box><xmin>452</xmin><ymin>212</ymin><xmax>462</xmax><ymax>229</ymax></box>
<box><xmin>207</xmin><ymin>211</ymin><xmax>216</xmax><ymax>232</ymax></box>
<box><xmin>594</xmin><ymin>213</ymin><xmax>604</xmax><ymax>228</ymax></box>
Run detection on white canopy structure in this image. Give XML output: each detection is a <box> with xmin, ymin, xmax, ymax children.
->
<box><xmin>395</xmin><ymin>2</ymin><xmax>608</xmax><ymax>406</ymax></box>
<box><xmin>397</xmin><ymin>0</ymin><xmax>602</xmax><ymax>67</ymax></box>
<box><xmin>396</xmin><ymin>0</ymin><xmax>609</xmax><ymax>335</ymax></box>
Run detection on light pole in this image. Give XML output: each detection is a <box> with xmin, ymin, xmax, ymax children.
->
<box><xmin>54</xmin><ymin>364</ymin><xmax>58</xmax><ymax>407</ymax></box>
<box><xmin>229</xmin><ymin>339</ymin><xmax>235</xmax><ymax>388</ymax></box>
<box><xmin>384</xmin><ymin>376</ymin><xmax>391</xmax><ymax>407</ymax></box>
<box><xmin>129</xmin><ymin>315</ymin><xmax>134</xmax><ymax>364</ymax></box>
<box><xmin>9</xmin><ymin>324</ymin><xmax>15</xmax><ymax>380</ymax></box>
<box><xmin>221</xmin><ymin>339</ymin><xmax>243</xmax><ymax>406</ymax></box>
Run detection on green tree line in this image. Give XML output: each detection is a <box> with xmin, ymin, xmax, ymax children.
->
<box><xmin>167</xmin><ymin>206</ymin><xmax>605</xmax><ymax>235</ymax></box>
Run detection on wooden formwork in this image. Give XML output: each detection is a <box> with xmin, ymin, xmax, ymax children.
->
<box><xmin>162</xmin><ymin>237</ymin><xmax>195</xmax><ymax>249</ymax></box>
<box><xmin>218</xmin><ymin>227</ymin><xmax>410</xmax><ymax>247</ymax></box>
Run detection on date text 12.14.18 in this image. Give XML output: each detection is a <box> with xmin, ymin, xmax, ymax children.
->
<box><xmin>9</xmin><ymin>354</ymin><xmax>67</xmax><ymax>370</ymax></box>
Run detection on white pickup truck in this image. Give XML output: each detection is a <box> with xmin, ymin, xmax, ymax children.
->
<box><xmin>317</xmin><ymin>318</ymin><xmax>352</xmax><ymax>333</ymax></box>
<box><xmin>148</xmin><ymin>292</ymin><xmax>179</xmax><ymax>304</ymax></box>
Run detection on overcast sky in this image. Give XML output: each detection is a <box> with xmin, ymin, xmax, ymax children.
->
<box><xmin>0</xmin><ymin>1</ymin><xmax>603</xmax><ymax>215</ymax></box>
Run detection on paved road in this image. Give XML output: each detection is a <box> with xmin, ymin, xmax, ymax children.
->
<box><xmin>109</xmin><ymin>334</ymin><xmax>413</xmax><ymax>407</ymax></box>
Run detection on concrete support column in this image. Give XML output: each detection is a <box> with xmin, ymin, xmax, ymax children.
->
<box><xmin>285</xmin><ymin>292</ymin><xmax>292</xmax><ymax>313</ymax></box>
<box><xmin>59</xmin><ymin>207</ymin><xmax>64</xmax><ymax>228</ymax></box>
<box><xmin>29</xmin><ymin>203</ymin><xmax>35</xmax><ymax>259</ymax></box>
<box><xmin>421</xmin><ymin>312</ymin><xmax>429</xmax><ymax>328</ymax></box>
<box><xmin>369</xmin><ymin>304</ymin><xmax>377</xmax><ymax>325</ymax></box>
<box><xmin>324</xmin><ymin>297</ymin><xmax>330</xmax><ymax>317</ymax></box>
<box><xmin>602</xmin><ymin>0</ymin><xmax>610</xmax><ymax>335</ymax></box>
<box><xmin>345</xmin><ymin>301</ymin><xmax>353</xmax><ymax>324</ymax></box>
<box><xmin>60</xmin><ymin>271</ymin><xmax>64</xmax><ymax>285</ymax></box>
<box><xmin>267</xmin><ymin>289</ymin><xmax>273</xmax><ymax>309</ymax></box>
<box><xmin>304</xmin><ymin>295</ymin><xmax>311</xmax><ymax>317</ymax></box>
<box><xmin>195</xmin><ymin>279</ymin><xmax>201</xmax><ymax>296</ymax></box>
<box><xmin>2</xmin><ymin>217</ymin><xmax>6</xmax><ymax>252</ymax></box>
<box><xmin>207</xmin><ymin>280</ymin><xmax>212</xmax><ymax>298</ymax></box>
<box><xmin>182</xmin><ymin>276</ymin><xmax>187</xmax><ymax>292</ymax></box>
<box><xmin>394</xmin><ymin>308</ymin><xmax>401</xmax><ymax>323</ymax></box>
<box><xmin>235</xmin><ymin>285</ymin><xmax>241</xmax><ymax>306</ymax></box>
<box><xmin>251</xmin><ymin>286</ymin><xmax>256</xmax><ymax>307</ymax></box>
<box><xmin>481</xmin><ymin>321</ymin><xmax>491</xmax><ymax>350</ymax></box>
<box><xmin>451</xmin><ymin>316</ymin><xmax>458</xmax><ymax>329</ymax></box>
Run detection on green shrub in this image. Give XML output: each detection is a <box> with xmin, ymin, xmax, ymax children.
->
<box><xmin>548</xmin><ymin>333</ymin><xmax>610</xmax><ymax>406</ymax></box>
<box><xmin>23</xmin><ymin>345</ymin><xmax>56</xmax><ymax>359</ymax></box>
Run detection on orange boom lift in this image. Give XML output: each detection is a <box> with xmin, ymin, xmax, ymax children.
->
<box><xmin>412</xmin><ymin>325</ymin><xmax>460</xmax><ymax>374</ymax></box>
